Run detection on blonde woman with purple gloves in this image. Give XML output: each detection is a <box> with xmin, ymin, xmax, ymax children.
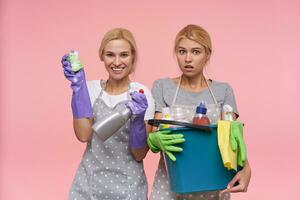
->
<box><xmin>61</xmin><ymin>28</ymin><xmax>154</xmax><ymax>200</ymax></box>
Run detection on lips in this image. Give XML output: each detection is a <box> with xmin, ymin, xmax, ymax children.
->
<box><xmin>184</xmin><ymin>65</ymin><xmax>194</xmax><ymax>70</ymax></box>
<box><xmin>111</xmin><ymin>66</ymin><xmax>126</xmax><ymax>72</ymax></box>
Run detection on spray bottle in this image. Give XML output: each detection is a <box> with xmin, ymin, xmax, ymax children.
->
<box><xmin>223</xmin><ymin>104</ymin><xmax>234</xmax><ymax>121</ymax></box>
<box><xmin>92</xmin><ymin>82</ymin><xmax>144</xmax><ymax>142</ymax></box>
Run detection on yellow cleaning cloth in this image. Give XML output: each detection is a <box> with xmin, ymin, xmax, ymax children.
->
<box><xmin>217</xmin><ymin>120</ymin><xmax>237</xmax><ymax>171</ymax></box>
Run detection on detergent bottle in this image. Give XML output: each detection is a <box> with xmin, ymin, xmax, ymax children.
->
<box><xmin>159</xmin><ymin>107</ymin><xmax>172</xmax><ymax>129</ymax></box>
<box><xmin>192</xmin><ymin>101</ymin><xmax>210</xmax><ymax>126</ymax></box>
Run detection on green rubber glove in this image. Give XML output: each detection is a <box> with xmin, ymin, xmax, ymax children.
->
<box><xmin>147</xmin><ymin>130</ymin><xmax>185</xmax><ymax>161</ymax></box>
<box><xmin>230</xmin><ymin>121</ymin><xmax>247</xmax><ymax>167</ymax></box>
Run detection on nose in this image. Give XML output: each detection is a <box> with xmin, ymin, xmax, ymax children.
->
<box><xmin>185</xmin><ymin>53</ymin><xmax>192</xmax><ymax>63</ymax></box>
<box><xmin>113</xmin><ymin>56</ymin><xmax>121</xmax><ymax>66</ymax></box>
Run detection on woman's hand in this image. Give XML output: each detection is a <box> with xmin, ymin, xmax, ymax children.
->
<box><xmin>61</xmin><ymin>52</ymin><xmax>93</xmax><ymax>118</ymax></box>
<box><xmin>221</xmin><ymin>160</ymin><xmax>251</xmax><ymax>194</ymax></box>
<box><xmin>127</xmin><ymin>91</ymin><xmax>148</xmax><ymax>116</ymax></box>
<box><xmin>126</xmin><ymin>91</ymin><xmax>148</xmax><ymax>148</ymax></box>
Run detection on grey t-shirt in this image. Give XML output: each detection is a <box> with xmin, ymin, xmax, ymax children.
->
<box><xmin>151</xmin><ymin>78</ymin><xmax>239</xmax><ymax>115</ymax></box>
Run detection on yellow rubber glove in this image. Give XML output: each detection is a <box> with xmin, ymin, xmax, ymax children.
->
<box><xmin>217</xmin><ymin>120</ymin><xmax>237</xmax><ymax>170</ymax></box>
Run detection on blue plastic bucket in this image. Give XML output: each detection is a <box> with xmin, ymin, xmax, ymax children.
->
<box><xmin>164</xmin><ymin>125</ymin><xmax>238</xmax><ymax>194</ymax></box>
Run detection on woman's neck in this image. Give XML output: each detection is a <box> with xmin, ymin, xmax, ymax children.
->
<box><xmin>105</xmin><ymin>77</ymin><xmax>130</xmax><ymax>95</ymax></box>
<box><xmin>180</xmin><ymin>74</ymin><xmax>209</xmax><ymax>92</ymax></box>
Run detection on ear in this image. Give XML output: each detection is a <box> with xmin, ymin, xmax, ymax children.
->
<box><xmin>206</xmin><ymin>53</ymin><xmax>211</xmax><ymax>60</ymax></box>
<box><xmin>205</xmin><ymin>53</ymin><xmax>211</xmax><ymax>63</ymax></box>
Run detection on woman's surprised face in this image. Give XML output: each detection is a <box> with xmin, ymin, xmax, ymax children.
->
<box><xmin>102</xmin><ymin>39</ymin><xmax>133</xmax><ymax>80</ymax></box>
<box><xmin>176</xmin><ymin>38</ymin><xmax>210</xmax><ymax>77</ymax></box>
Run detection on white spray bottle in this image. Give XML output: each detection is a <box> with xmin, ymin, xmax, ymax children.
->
<box><xmin>92</xmin><ymin>82</ymin><xmax>143</xmax><ymax>142</ymax></box>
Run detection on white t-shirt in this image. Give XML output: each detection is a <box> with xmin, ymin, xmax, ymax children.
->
<box><xmin>86</xmin><ymin>80</ymin><xmax>155</xmax><ymax>120</ymax></box>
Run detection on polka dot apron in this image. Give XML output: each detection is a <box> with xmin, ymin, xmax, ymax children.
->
<box><xmin>69</xmin><ymin>86</ymin><xmax>148</xmax><ymax>200</ymax></box>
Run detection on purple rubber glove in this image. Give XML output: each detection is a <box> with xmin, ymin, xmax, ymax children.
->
<box><xmin>126</xmin><ymin>91</ymin><xmax>148</xmax><ymax>148</ymax></box>
<box><xmin>61</xmin><ymin>53</ymin><xmax>93</xmax><ymax>118</ymax></box>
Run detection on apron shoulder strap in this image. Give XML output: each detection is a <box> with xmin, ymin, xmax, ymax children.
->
<box><xmin>171</xmin><ymin>76</ymin><xmax>182</xmax><ymax>107</ymax></box>
<box><xmin>171</xmin><ymin>75</ymin><xmax>218</xmax><ymax>107</ymax></box>
<box><xmin>204</xmin><ymin>79</ymin><xmax>218</xmax><ymax>106</ymax></box>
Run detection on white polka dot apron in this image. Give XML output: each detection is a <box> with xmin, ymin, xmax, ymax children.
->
<box><xmin>69</xmin><ymin>88</ymin><xmax>148</xmax><ymax>200</ymax></box>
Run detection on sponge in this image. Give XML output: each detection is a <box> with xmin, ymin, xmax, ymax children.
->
<box><xmin>67</xmin><ymin>51</ymin><xmax>83</xmax><ymax>72</ymax></box>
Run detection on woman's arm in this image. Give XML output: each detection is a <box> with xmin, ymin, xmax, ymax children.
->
<box><xmin>61</xmin><ymin>53</ymin><xmax>94</xmax><ymax>143</ymax></box>
<box><xmin>127</xmin><ymin>90</ymin><xmax>153</xmax><ymax>162</ymax></box>
<box><xmin>73</xmin><ymin>118</ymin><xmax>94</xmax><ymax>143</ymax></box>
<box><xmin>131</xmin><ymin>112</ymin><xmax>162</xmax><ymax>161</ymax></box>
<box><xmin>130</xmin><ymin>122</ymin><xmax>152</xmax><ymax>161</ymax></box>
<box><xmin>221</xmin><ymin>109</ymin><xmax>251</xmax><ymax>193</ymax></box>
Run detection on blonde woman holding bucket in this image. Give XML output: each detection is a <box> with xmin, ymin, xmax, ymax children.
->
<box><xmin>148</xmin><ymin>24</ymin><xmax>251</xmax><ymax>200</ymax></box>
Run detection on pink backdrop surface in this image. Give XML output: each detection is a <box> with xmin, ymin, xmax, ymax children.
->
<box><xmin>1</xmin><ymin>0</ymin><xmax>300</xmax><ymax>199</ymax></box>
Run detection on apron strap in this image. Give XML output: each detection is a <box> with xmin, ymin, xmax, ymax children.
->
<box><xmin>99</xmin><ymin>80</ymin><xmax>106</xmax><ymax>98</ymax></box>
<box><xmin>171</xmin><ymin>76</ymin><xmax>182</xmax><ymax>107</ymax></box>
<box><xmin>171</xmin><ymin>74</ymin><xmax>218</xmax><ymax>107</ymax></box>
<box><xmin>99</xmin><ymin>80</ymin><xmax>132</xmax><ymax>99</ymax></box>
<box><xmin>204</xmin><ymin>78</ymin><xmax>218</xmax><ymax>106</ymax></box>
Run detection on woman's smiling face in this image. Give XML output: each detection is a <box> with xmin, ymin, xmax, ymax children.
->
<box><xmin>102</xmin><ymin>39</ymin><xmax>133</xmax><ymax>81</ymax></box>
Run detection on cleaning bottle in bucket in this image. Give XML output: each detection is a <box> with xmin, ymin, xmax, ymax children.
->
<box><xmin>159</xmin><ymin>107</ymin><xmax>172</xmax><ymax>130</ymax></box>
<box><xmin>223</xmin><ymin>104</ymin><xmax>234</xmax><ymax>121</ymax></box>
<box><xmin>193</xmin><ymin>101</ymin><xmax>210</xmax><ymax>126</ymax></box>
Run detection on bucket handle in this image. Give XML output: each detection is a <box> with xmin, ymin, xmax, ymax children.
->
<box><xmin>148</xmin><ymin>119</ymin><xmax>213</xmax><ymax>132</ymax></box>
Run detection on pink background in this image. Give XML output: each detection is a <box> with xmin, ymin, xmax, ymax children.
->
<box><xmin>1</xmin><ymin>0</ymin><xmax>300</xmax><ymax>199</ymax></box>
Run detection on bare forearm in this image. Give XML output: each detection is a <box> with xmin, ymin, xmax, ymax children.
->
<box><xmin>242</xmin><ymin>159</ymin><xmax>251</xmax><ymax>173</ymax></box>
<box><xmin>73</xmin><ymin>118</ymin><xmax>93</xmax><ymax>142</ymax></box>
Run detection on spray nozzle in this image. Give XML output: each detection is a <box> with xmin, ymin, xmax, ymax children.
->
<box><xmin>129</xmin><ymin>82</ymin><xmax>144</xmax><ymax>93</ymax></box>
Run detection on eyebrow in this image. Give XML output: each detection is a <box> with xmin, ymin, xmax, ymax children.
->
<box><xmin>178</xmin><ymin>46</ymin><xmax>203</xmax><ymax>50</ymax></box>
<box><xmin>104</xmin><ymin>51</ymin><xmax>130</xmax><ymax>54</ymax></box>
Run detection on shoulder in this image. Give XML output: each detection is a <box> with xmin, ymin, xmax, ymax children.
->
<box><xmin>86</xmin><ymin>80</ymin><xmax>101</xmax><ymax>94</ymax></box>
<box><xmin>87</xmin><ymin>80</ymin><xmax>101</xmax><ymax>89</ymax></box>
<box><xmin>211</xmin><ymin>80</ymin><xmax>233</xmax><ymax>90</ymax></box>
<box><xmin>211</xmin><ymin>80</ymin><xmax>236</xmax><ymax>98</ymax></box>
<box><xmin>85</xmin><ymin>80</ymin><xmax>101</xmax><ymax>105</ymax></box>
<box><xmin>152</xmin><ymin>77</ymin><xmax>172</xmax><ymax>86</ymax></box>
<box><xmin>152</xmin><ymin>77</ymin><xmax>175</xmax><ymax>91</ymax></box>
